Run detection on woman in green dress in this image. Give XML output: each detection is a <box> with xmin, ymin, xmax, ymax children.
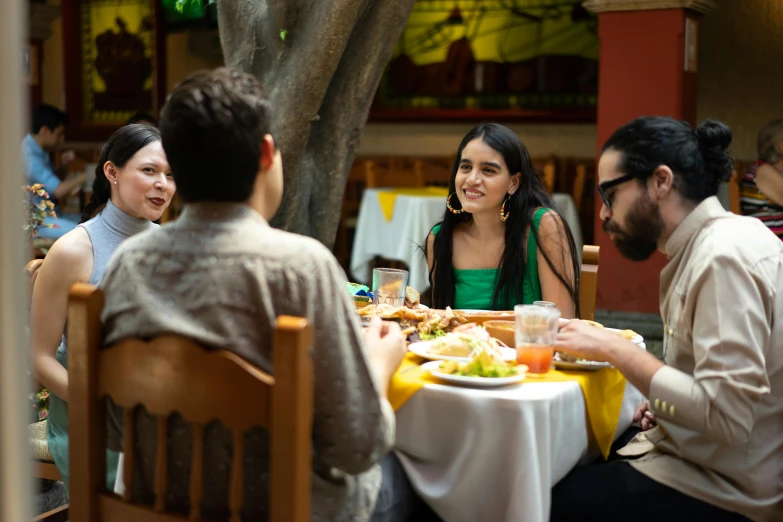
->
<box><xmin>425</xmin><ymin>123</ymin><xmax>579</xmax><ymax>316</ymax></box>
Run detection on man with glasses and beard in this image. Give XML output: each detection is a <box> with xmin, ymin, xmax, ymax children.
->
<box><xmin>549</xmin><ymin>117</ymin><xmax>783</xmax><ymax>522</ymax></box>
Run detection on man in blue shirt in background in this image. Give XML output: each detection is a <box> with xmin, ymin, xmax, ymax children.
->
<box><xmin>22</xmin><ymin>104</ymin><xmax>87</xmax><ymax>239</ymax></box>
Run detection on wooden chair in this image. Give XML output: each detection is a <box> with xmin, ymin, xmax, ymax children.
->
<box><xmin>579</xmin><ymin>245</ymin><xmax>600</xmax><ymax>321</ymax></box>
<box><xmin>572</xmin><ymin>163</ymin><xmax>588</xmax><ymax>211</ymax></box>
<box><xmin>728</xmin><ymin>167</ymin><xmax>741</xmax><ymax>214</ymax></box>
<box><xmin>364</xmin><ymin>158</ymin><xmax>426</xmax><ymax>188</ymax></box>
<box><xmin>67</xmin><ymin>284</ymin><xmax>314</xmax><ymax>522</ymax></box>
<box><xmin>26</xmin><ymin>259</ymin><xmax>44</xmax><ymax>293</ymax></box>
<box><xmin>158</xmin><ymin>193</ymin><xmax>183</xmax><ymax>224</ymax></box>
<box><xmin>26</xmin><ymin>260</ymin><xmax>69</xmax><ymax>521</ymax></box>
<box><xmin>531</xmin><ymin>157</ymin><xmax>557</xmax><ymax>194</ymax></box>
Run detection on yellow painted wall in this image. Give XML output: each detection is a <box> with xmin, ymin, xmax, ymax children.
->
<box><xmin>39</xmin><ymin>0</ymin><xmax>782</xmax><ymax>160</ymax></box>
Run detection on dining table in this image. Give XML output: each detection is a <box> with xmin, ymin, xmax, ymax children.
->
<box><xmin>393</xmin><ymin>348</ymin><xmax>644</xmax><ymax>522</ymax></box>
<box><xmin>350</xmin><ymin>187</ymin><xmax>584</xmax><ymax>292</ymax></box>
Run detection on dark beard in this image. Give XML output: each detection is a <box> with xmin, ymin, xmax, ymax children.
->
<box><xmin>602</xmin><ymin>195</ymin><xmax>663</xmax><ymax>261</ymax></box>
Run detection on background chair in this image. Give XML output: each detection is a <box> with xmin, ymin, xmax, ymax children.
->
<box><xmin>67</xmin><ymin>284</ymin><xmax>314</xmax><ymax>522</ymax></box>
<box><xmin>530</xmin><ymin>156</ymin><xmax>557</xmax><ymax>194</ymax></box>
<box><xmin>728</xmin><ymin>167</ymin><xmax>741</xmax><ymax>214</ymax></box>
<box><xmin>26</xmin><ymin>258</ymin><xmax>68</xmax><ymax>521</ymax></box>
<box><xmin>364</xmin><ymin>157</ymin><xmax>426</xmax><ymax>189</ymax></box>
<box><xmin>579</xmin><ymin>245</ymin><xmax>600</xmax><ymax>321</ymax></box>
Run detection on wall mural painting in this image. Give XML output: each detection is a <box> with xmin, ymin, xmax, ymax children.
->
<box><xmin>80</xmin><ymin>0</ymin><xmax>154</xmax><ymax>124</ymax></box>
<box><xmin>371</xmin><ymin>0</ymin><xmax>599</xmax><ymax>121</ymax></box>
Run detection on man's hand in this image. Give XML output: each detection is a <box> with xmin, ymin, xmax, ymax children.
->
<box><xmin>633</xmin><ymin>400</ymin><xmax>657</xmax><ymax>431</ymax></box>
<box><xmin>554</xmin><ymin>318</ymin><xmax>626</xmax><ymax>362</ymax></box>
<box><xmin>363</xmin><ymin>317</ymin><xmax>407</xmax><ymax>395</ymax></box>
<box><xmin>556</xmin><ymin>320</ymin><xmax>665</xmax><ymax>399</ymax></box>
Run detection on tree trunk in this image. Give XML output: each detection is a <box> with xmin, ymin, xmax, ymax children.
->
<box><xmin>217</xmin><ymin>0</ymin><xmax>416</xmax><ymax>247</ymax></box>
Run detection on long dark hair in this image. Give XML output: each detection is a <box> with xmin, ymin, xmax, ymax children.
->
<box><xmin>426</xmin><ymin>123</ymin><xmax>580</xmax><ymax>315</ymax></box>
<box><xmin>81</xmin><ymin>124</ymin><xmax>162</xmax><ymax>223</ymax></box>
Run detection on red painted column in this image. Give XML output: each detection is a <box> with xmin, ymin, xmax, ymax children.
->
<box><xmin>591</xmin><ymin>5</ymin><xmax>707</xmax><ymax>314</ymax></box>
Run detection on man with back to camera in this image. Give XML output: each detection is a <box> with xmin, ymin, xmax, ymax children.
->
<box><xmin>551</xmin><ymin>116</ymin><xmax>783</xmax><ymax>522</ymax></box>
<box><xmin>100</xmin><ymin>68</ymin><xmax>419</xmax><ymax>522</ymax></box>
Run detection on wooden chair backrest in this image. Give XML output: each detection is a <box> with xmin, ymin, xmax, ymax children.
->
<box><xmin>67</xmin><ymin>284</ymin><xmax>314</xmax><ymax>522</ymax></box>
<box><xmin>728</xmin><ymin>167</ymin><xmax>741</xmax><ymax>214</ymax></box>
<box><xmin>572</xmin><ymin>163</ymin><xmax>587</xmax><ymax>211</ymax></box>
<box><xmin>364</xmin><ymin>158</ymin><xmax>426</xmax><ymax>188</ymax></box>
<box><xmin>158</xmin><ymin>193</ymin><xmax>183</xmax><ymax>224</ymax></box>
<box><xmin>579</xmin><ymin>245</ymin><xmax>600</xmax><ymax>321</ymax></box>
<box><xmin>531</xmin><ymin>157</ymin><xmax>557</xmax><ymax>194</ymax></box>
<box><xmin>25</xmin><ymin>259</ymin><xmax>44</xmax><ymax>297</ymax></box>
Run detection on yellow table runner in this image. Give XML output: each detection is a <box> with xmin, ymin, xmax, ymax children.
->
<box><xmin>388</xmin><ymin>356</ymin><xmax>627</xmax><ymax>460</ymax></box>
<box><xmin>377</xmin><ymin>187</ymin><xmax>449</xmax><ymax>222</ymax></box>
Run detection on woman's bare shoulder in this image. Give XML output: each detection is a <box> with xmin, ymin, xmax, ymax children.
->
<box><xmin>41</xmin><ymin>227</ymin><xmax>93</xmax><ymax>279</ymax></box>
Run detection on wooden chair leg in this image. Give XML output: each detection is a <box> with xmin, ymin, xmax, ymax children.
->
<box><xmin>33</xmin><ymin>503</ymin><xmax>69</xmax><ymax>522</ymax></box>
<box><xmin>33</xmin><ymin>461</ymin><xmax>63</xmax><ymax>482</ymax></box>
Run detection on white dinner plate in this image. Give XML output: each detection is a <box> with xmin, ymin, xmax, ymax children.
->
<box><xmin>408</xmin><ymin>340</ymin><xmax>517</xmax><ymax>362</ymax></box>
<box><xmin>422</xmin><ymin>361</ymin><xmax>527</xmax><ymax>387</ymax></box>
<box><xmin>605</xmin><ymin>327</ymin><xmax>644</xmax><ymax>345</ymax></box>
<box><xmin>553</xmin><ymin>354</ymin><xmax>612</xmax><ymax>372</ymax></box>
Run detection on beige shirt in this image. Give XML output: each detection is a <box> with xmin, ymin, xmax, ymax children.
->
<box><xmin>629</xmin><ymin>197</ymin><xmax>783</xmax><ymax>521</ymax></box>
<box><xmin>100</xmin><ymin>204</ymin><xmax>395</xmax><ymax>522</ymax></box>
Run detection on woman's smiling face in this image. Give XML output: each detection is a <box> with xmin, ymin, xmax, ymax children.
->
<box><xmin>454</xmin><ymin>138</ymin><xmax>520</xmax><ymax>216</ymax></box>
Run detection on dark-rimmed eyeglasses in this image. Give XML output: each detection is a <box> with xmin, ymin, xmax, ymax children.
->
<box><xmin>597</xmin><ymin>174</ymin><xmax>635</xmax><ymax>210</ymax></box>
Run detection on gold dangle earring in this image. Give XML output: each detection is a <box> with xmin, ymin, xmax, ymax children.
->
<box><xmin>446</xmin><ymin>192</ymin><xmax>465</xmax><ymax>214</ymax></box>
<box><xmin>500</xmin><ymin>193</ymin><xmax>512</xmax><ymax>222</ymax></box>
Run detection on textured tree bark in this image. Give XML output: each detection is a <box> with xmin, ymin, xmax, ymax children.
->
<box><xmin>217</xmin><ymin>0</ymin><xmax>416</xmax><ymax>246</ymax></box>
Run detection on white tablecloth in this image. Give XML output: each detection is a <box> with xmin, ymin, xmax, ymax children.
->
<box><xmin>395</xmin><ymin>377</ymin><xmax>643</xmax><ymax>522</ymax></box>
<box><xmin>350</xmin><ymin>189</ymin><xmax>584</xmax><ymax>292</ymax></box>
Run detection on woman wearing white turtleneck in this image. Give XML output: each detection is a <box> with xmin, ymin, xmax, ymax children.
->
<box><xmin>30</xmin><ymin>124</ymin><xmax>176</xmax><ymax>492</ymax></box>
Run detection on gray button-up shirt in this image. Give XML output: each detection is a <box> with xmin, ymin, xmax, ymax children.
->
<box><xmin>100</xmin><ymin>203</ymin><xmax>394</xmax><ymax>522</ymax></box>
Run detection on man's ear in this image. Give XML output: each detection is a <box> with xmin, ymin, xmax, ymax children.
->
<box><xmin>651</xmin><ymin>164</ymin><xmax>674</xmax><ymax>198</ymax></box>
<box><xmin>259</xmin><ymin>134</ymin><xmax>276</xmax><ymax>171</ymax></box>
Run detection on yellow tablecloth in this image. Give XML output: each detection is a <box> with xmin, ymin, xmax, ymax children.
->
<box><xmin>388</xmin><ymin>353</ymin><xmax>438</xmax><ymax>411</ymax></box>
<box><xmin>377</xmin><ymin>187</ymin><xmax>449</xmax><ymax>222</ymax></box>
<box><xmin>388</xmin><ymin>356</ymin><xmax>627</xmax><ymax>460</ymax></box>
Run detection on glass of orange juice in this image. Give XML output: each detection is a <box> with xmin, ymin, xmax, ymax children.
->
<box><xmin>514</xmin><ymin>304</ymin><xmax>560</xmax><ymax>375</ymax></box>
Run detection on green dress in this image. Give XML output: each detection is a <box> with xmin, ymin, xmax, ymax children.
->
<box><xmin>432</xmin><ymin>207</ymin><xmax>548</xmax><ymax>310</ymax></box>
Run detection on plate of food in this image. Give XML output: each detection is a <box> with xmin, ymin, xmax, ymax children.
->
<box><xmin>408</xmin><ymin>324</ymin><xmax>516</xmax><ymax>362</ymax></box>
<box><xmin>423</xmin><ymin>352</ymin><xmax>527</xmax><ymax>387</ymax></box>
<box><xmin>357</xmin><ymin>304</ymin><xmax>469</xmax><ymax>340</ymax></box>
<box><xmin>605</xmin><ymin>328</ymin><xmax>644</xmax><ymax>345</ymax></box>
<box><xmin>552</xmin><ymin>353</ymin><xmax>612</xmax><ymax>371</ymax></box>
<box><xmin>454</xmin><ymin>309</ymin><xmax>515</xmax><ymax>324</ymax></box>
<box><xmin>578</xmin><ymin>319</ymin><xmax>643</xmax><ymax>345</ymax></box>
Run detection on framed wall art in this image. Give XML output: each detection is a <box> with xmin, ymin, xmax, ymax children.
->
<box><xmin>370</xmin><ymin>0</ymin><xmax>599</xmax><ymax>122</ymax></box>
<box><xmin>62</xmin><ymin>0</ymin><xmax>166</xmax><ymax>140</ymax></box>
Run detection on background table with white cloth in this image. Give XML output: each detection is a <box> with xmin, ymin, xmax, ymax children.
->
<box><xmin>350</xmin><ymin>188</ymin><xmax>584</xmax><ymax>292</ymax></box>
<box><xmin>395</xmin><ymin>378</ymin><xmax>643</xmax><ymax>522</ymax></box>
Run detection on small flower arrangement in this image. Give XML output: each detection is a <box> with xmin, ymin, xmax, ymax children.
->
<box><xmin>31</xmin><ymin>388</ymin><xmax>50</xmax><ymax>422</ymax></box>
<box><xmin>24</xmin><ymin>184</ymin><xmax>57</xmax><ymax>240</ymax></box>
